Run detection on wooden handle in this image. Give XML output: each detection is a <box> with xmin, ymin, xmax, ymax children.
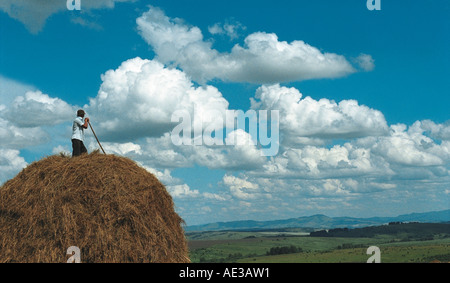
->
<box><xmin>88</xmin><ymin>121</ymin><xmax>106</xmax><ymax>155</ymax></box>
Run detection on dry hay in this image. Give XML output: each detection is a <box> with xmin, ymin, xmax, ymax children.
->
<box><xmin>0</xmin><ymin>152</ymin><xmax>190</xmax><ymax>263</ymax></box>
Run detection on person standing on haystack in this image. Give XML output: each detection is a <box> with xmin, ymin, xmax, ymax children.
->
<box><xmin>72</xmin><ymin>109</ymin><xmax>89</xmax><ymax>157</ymax></box>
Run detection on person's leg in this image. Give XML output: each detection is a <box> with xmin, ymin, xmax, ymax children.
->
<box><xmin>80</xmin><ymin>142</ymin><xmax>88</xmax><ymax>155</ymax></box>
<box><xmin>72</xmin><ymin>139</ymin><xmax>81</xmax><ymax>157</ymax></box>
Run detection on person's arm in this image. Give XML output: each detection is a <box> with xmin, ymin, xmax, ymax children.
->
<box><xmin>82</xmin><ymin>117</ymin><xmax>90</xmax><ymax>129</ymax></box>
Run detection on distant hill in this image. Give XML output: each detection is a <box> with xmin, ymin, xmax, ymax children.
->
<box><xmin>185</xmin><ymin>209</ymin><xmax>450</xmax><ymax>232</ymax></box>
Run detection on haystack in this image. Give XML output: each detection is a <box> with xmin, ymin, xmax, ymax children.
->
<box><xmin>0</xmin><ymin>152</ymin><xmax>190</xmax><ymax>263</ymax></box>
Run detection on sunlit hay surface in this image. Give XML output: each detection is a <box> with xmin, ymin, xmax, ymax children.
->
<box><xmin>0</xmin><ymin>152</ymin><xmax>189</xmax><ymax>263</ymax></box>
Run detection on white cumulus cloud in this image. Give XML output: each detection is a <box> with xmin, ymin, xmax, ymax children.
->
<box><xmin>223</xmin><ymin>174</ymin><xmax>260</xmax><ymax>200</ymax></box>
<box><xmin>137</xmin><ymin>6</ymin><xmax>359</xmax><ymax>84</ymax></box>
<box><xmin>208</xmin><ymin>20</ymin><xmax>246</xmax><ymax>40</ymax></box>
<box><xmin>3</xmin><ymin>90</ymin><xmax>75</xmax><ymax>127</ymax></box>
<box><xmin>0</xmin><ymin>149</ymin><xmax>28</xmax><ymax>184</ymax></box>
<box><xmin>368</xmin><ymin>123</ymin><xmax>448</xmax><ymax>167</ymax></box>
<box><xmin>354</xmin><ymin>54</ymin><xmax>375</xmax><ymax>72</ymax></box>
<box><xmin>87</xmin><ymin>57</ymin><xmax>229</xmax><ymax>141</ymax></box>
<box><xmin>0</xmin><ymin>117</ymin><xmax>49</xmax><ymax>149</ymax></box>
<box><xmin>251</xmin><ymin>84</ymin><xmax>389</xmax><ymax>144</ymax></box>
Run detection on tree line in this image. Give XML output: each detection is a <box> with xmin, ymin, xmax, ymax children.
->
<box><xmin>309</xmin><ymin>223</ymin><xmax>450</xmax><ymax>239</ymax></box>
<box><xmin>266</xmin><ymin>245</ymin><xmax>303</xmax><ymax>256</ymax></box>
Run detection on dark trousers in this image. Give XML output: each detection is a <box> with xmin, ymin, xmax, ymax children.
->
<box><xmin>72</xmin><ymin>139</ymin><xmax>88</xmax><ymax>157</ymax></box>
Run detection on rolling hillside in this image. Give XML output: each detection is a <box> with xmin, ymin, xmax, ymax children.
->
<box><xmin>185</xmin><ymin>209</ymin><xmax>450</xmax><ymax>232</ymax></box>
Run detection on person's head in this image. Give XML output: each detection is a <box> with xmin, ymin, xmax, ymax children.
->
<box><xmin>77</xmin><ymin>109</ymin><xmax>85</xmax><ymax>118</ymax></box>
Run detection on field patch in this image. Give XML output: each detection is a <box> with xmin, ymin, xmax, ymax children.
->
<box><xmin>187</xmin><ymin>224</ymin><xmax>450</xmax><ymax>263</ymax></box>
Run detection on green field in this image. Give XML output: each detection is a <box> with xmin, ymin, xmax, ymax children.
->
<box><xmin>240</xmin><ymin>241</ymin><xmax>450</xmax><ymax>263</ymax></box>
<box><xmin>187</xmin><ymin>224</ymin><xmax>450</xmax><ymax>263</ymax></box>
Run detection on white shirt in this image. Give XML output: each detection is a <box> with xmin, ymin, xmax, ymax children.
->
<box><xmin>72</xmin><ymin>117</ymin><xmax>85</xmax><ymax>142</ymax></box>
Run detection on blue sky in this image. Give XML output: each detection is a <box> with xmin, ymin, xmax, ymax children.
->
<box><xmin>1</xmin><ymin>0</ymin><xmax>449</xmax><ymax>225</ymax></box>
